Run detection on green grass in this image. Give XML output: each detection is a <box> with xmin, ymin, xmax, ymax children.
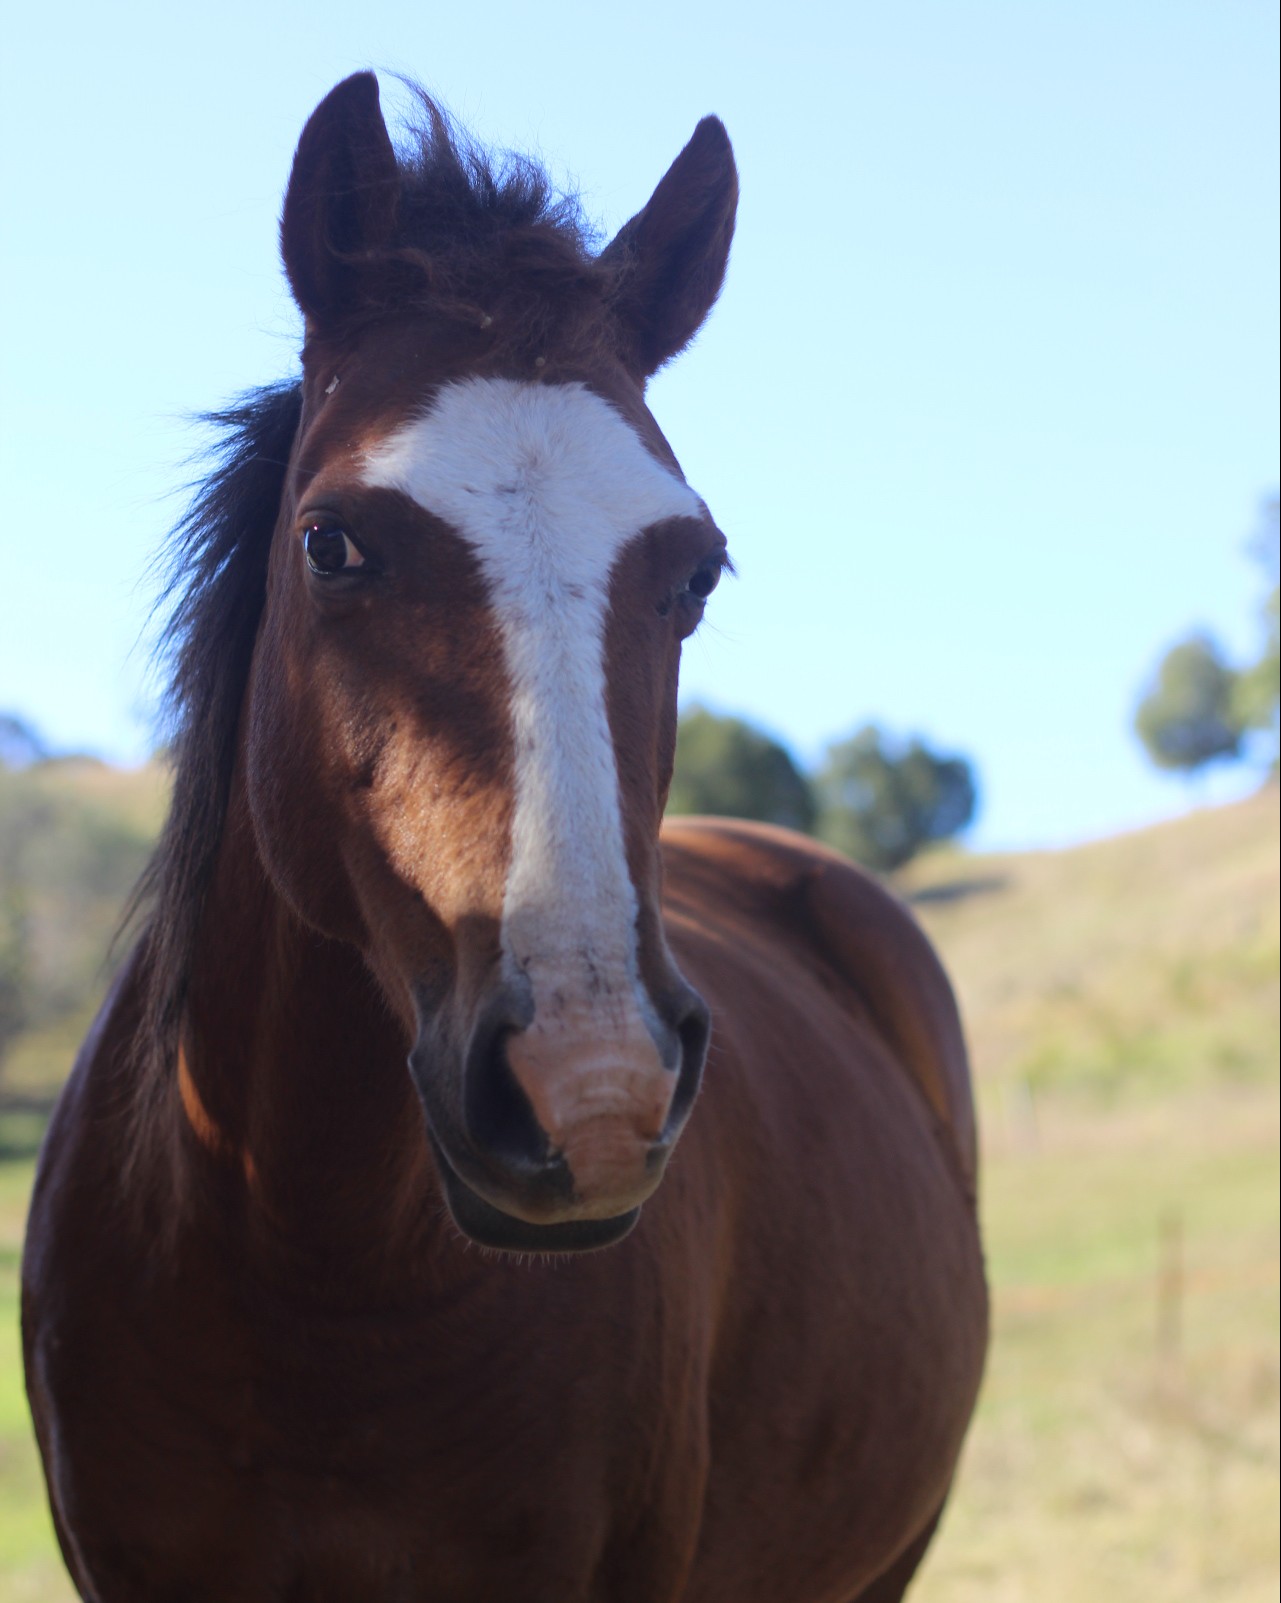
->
<box><xmin>0</xmin><ymin>1157</ymin><xmax>74</xmax><ymax>1602</ymax></box>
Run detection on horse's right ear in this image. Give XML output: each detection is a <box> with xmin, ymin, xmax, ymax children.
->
<box><xmin>281</xmin><ymin>73</ymin><xmax>401</xmax><ymax>327</ymax></box>
<box><xmin>600</xmin><ymin>118</ymin><xmax>738</xmax><ymax>380</ymax></box>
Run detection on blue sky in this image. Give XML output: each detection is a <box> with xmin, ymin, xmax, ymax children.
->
<box><xmin>2</xmin><ymin>1</ymin><xmax>1277</xmax><ymax>849</ymax></box>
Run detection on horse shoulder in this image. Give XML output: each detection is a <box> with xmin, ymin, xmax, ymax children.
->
<box><xmin>657</xmin><ymin>818</ymin><xmax>985</xmax><ymax>1602</ymax></box>
<box><xmin>660</xmin><ymin>815</ymin><xmax>976</xmax><ymax>1197</ymax></box>
<box><xmin>21</xmin><ymin>941</ymin><xmax>185</xmax><ymax>1590</ymax></box>
<box><xmin>23</xmin><ymin>940</ymin><xmax>152</xmax><ymax>1289</ymax></box>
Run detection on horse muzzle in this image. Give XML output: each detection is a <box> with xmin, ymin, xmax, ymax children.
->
<box><xmin>410</xmin><ymin>981</ymin><xmax>709</xmax><ymax>1253</ymax></box>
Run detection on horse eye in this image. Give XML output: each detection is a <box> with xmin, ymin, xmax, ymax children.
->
<box><xmin>304</xmin><ymin>523</ymin><xmax>365</xmax><ymax>576</ymax></box>
<box><xmin>686</xmin><ymin>562</ymin><xmax>722</xmax><ymax>601</ymax></box>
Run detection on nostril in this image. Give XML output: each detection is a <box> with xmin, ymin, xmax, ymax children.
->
<box><xmin>663</xmin><ymin>993</ymin><xmax>711</xmax><ymax>1139</ymax></box>
<box><xmin>464</xmin><ymin>1019</ymin><xmax>554</xmax><ymax>1177</ymax></box>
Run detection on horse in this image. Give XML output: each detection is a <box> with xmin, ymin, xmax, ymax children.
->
<box><xmin>22</xmin><ymin>73</ymin><xmax>987</xmax><ymax>1602</ymax></box>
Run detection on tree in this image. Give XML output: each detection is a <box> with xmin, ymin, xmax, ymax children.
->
<box><xmin>0</xmin><ymin>712</ymin><xmax>46</xmax><ymax>770</ymax></box>
<box><xmin>1133</xmin><ymin>633</ymin><xmax>1242</xmax><ymax>773</ymax></box>
<box><xmin>1134</xmin><ymin>497</ymin><xmax>1280</xmax><ymax>781</ymax></box>
<box><xmin>814</xmin><ymin>725</ymin><xmax>978</xmax><ymax>872</ymax></box>
<box><xmin>1233</xmin><ymin>497</ymin><xmax>1279</xmax><ymax>771</ymax></box>
<box><xmin>667</xmin><ymin>707</ymin><xmax>816</xmax><ymax>831</ymax></box>
<box><xmin>1233</xmin><ymin>587</ymin><xmax>1279</xmax><ymax>757</ymax></box>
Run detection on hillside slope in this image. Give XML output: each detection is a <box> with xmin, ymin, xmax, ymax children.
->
<box><xmin>905</xmin><ymin>785</ymin><xmax>1280</xmax><ymax>1101</ymax></box>
<box><xmin>905</xmin><ymin>789</ymin><xmax>1279</xmax><ymax>1603</ymax></box>
<box><xmin>0</xmin><ymin>758</ymin><xmax>167</xmax><ymax>1098</ymax></box>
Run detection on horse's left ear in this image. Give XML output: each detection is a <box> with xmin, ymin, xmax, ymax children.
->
<box><xmin>281</xmin><ymin>72</ymin><xmax>401</xmax><ymax>326</ymax></box>
<box><xmin>600</xmin><ymin>118</ymin><xmax>738</xmax><ymax>379</ymax></box>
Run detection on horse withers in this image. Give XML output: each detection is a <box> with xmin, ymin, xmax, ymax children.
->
<box><xmin>23</xmin><ymin>73</ymin><xmax>987</xmax><ymax>1602</ymax></box>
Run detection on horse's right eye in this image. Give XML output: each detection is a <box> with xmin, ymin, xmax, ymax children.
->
<box><xmin>304</xmin><ymin>523</ymin><xmax>366</xmax><ymax>576</ymax></box>
<box><xmin>686</xmin><ymin>562</ymin><xmax>722</xmax><ymax>600</ymax></box>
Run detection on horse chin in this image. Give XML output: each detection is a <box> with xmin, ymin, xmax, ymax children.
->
<box><xmin>430</xmin><ymin>1136</ymin><xmax>641</xmax><ymax>1254</ymax></box>
<box><xmin>442</xmin><ymin>1167</ymin><xmax>641</xmax><ymax>1254</ymax></box>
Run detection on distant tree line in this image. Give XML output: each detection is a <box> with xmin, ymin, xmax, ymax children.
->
<box><xmin>669</xmin><ymin>707</ymin><xmax>978</xmax><ymax>872</ymax></box>
<box><xmin>1134</xmin><ymin>497</ymin><xmax>1279</xmax><ymax>778</ymax></box>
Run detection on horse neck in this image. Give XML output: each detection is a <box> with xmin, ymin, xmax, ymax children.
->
<box><xmin>177</xmin><ymin>770</ymin><xmax>446</xmax><ymax>1289</ymax></box>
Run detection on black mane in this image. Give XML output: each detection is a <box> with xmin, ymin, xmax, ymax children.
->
<box><xmin>132</xmin><ymin>383</ymin><xmax>301</xmax><ymax>1052</ymax></box>
<box><xmin>135</xmin><ymin>95</ymin><xmax>598</xmax><ymax>1060</ymax></box>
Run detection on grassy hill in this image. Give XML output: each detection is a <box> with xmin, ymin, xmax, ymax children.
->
<box><xmin>905</xmin><ymin>785</ymin><xmax>1279</xmax><ymax>1104</ymax></box>
<box><xmin>0</xmin><ymin>758</ymin><xmax>166</xmax><ymax>1124</ymax></box>
<box><xmin>906</xmin><ymin>787</ymin><xmax>1279</xmax><ymax>1603</ymax></box>
<box><xmin>0</xmin><ymin>774</ymin><xmax>1276</xmax><ymax>1600</ymax></box>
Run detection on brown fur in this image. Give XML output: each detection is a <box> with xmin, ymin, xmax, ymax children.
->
<box><xmin>23</xmin><ymin>74</ymin><xmax>986</xmax><ymax>1601</ymax></box>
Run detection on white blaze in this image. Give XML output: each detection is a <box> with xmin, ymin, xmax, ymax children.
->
<box><xmin>361</xmin><ymin>377</ymin><xmax>700</xmax><ymax>1016</ymax></box>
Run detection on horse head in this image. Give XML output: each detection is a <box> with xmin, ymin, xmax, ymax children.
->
<box><xmin>244</xmin><ymin>74</ymin><xmax>737</xmax><ymax>1250</ymax></box>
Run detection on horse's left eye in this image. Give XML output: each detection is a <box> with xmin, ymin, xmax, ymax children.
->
<box><xmin>304</xmin><ymin>523</ymin><xmax>366</xmax><ymax>576</ymax></box>
<box><xmin>686</xmin><ymin>561</ymin><xmax>722</xmax><ymax>601</ymax></box>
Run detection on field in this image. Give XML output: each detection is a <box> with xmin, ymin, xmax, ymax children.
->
<box><xmin>915</xmin><ymin>1084</ymin><xmax>1277</xmax><ymax>1602</ymax></box>
<box><xmin>0</xmin><ymin>781</ymin><xmax>1277</xmax><ymax>1600</ymax></box>
<box><xmin>908</xmin><ymin>787</ymin><xmax>1279</xmax><ymax>1602</ymax></box>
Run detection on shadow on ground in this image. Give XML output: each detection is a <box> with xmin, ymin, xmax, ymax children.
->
<box><xmin>907</xmin><ymin>874</ymin><xmax>1008</xmax><ymax>907</ymax></box>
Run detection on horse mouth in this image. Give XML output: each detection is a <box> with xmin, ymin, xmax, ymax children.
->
<box><xmin>429</xmin><ymin>1133</ymin><xmax>641</xmax><ymax>1254</ymax></box>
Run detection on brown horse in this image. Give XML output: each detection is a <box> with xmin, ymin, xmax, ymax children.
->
<box><xmin>23</xmin><ymin>74</ymin><xmax>986</xmax><ymax>1602</ymax></box>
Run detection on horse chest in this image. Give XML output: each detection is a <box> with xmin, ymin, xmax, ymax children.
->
<box><xmin>32</xmin><ymin>1217</ymin><xmax>709</xmax><ymax>1602</ymax></box>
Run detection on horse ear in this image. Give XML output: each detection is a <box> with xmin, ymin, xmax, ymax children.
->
<box><xmin>281</xmin><ymin>72</ymin><xmax>401</xmax><ymax>326</ymax></box>
<box><xmin>600</xmin><ymin>118</ymin><xmax>738</xmax><ymax>379</ymax></box>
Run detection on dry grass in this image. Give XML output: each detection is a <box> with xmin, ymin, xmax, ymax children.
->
<box><xmin>904</xmin><ymin>785</ymin><xmax>1279</xmax><ymax>1102</ymax></box>
<box><xmin>916</xmin><ymin>1084</ymin><xmax>1279</xmax><ymax>1603</ymax></box>
<box><xmin>904</xmin><ymin>789</ymin><xmax>1280</xmax><ymax>1601</ymax></box>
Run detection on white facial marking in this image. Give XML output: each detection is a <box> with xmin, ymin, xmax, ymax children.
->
<box><xmin>362</xmin><ymin>378</ymin><xmax>700</xmax><ymax>1022</ymax></box>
